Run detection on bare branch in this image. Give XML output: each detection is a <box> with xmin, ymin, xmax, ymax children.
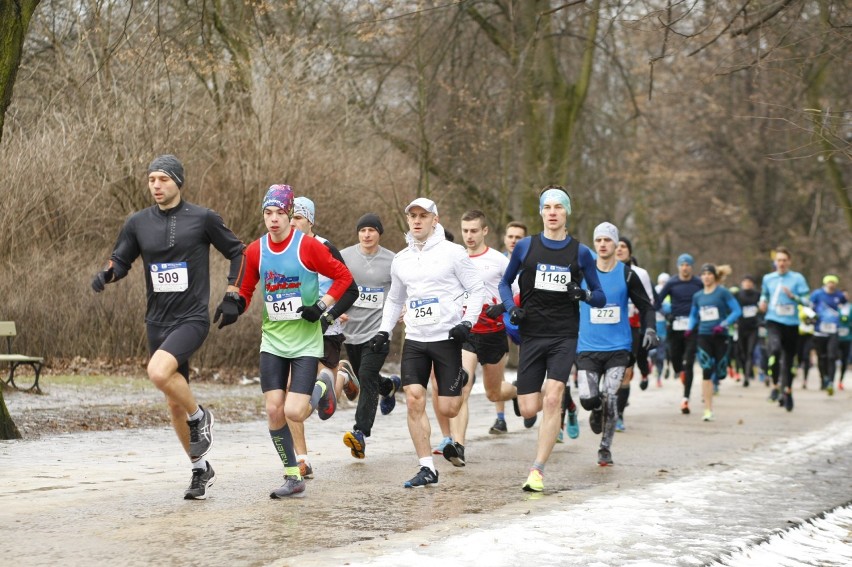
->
<box><xmin>731</xmin><ymin>0</ymin><xmax>798</xmax><ymax>37</ymax></box>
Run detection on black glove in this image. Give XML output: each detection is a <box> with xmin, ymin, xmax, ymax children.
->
<box><xmin>448</xmin><ymin>321</ymin><xmax>473</xmax><ymax>344</ymax></box>
<box><xmin>320</xmin><ymin>311</ymin><xmax>335</xmax><ymax>334</ymax></box>
<box><xmin>566</xmin><ymin>281</ymin><xmax>590</xmax><ymax>302</ymax></box>
<box><xmin>91</xmin><ymin>267</ymin><xmax>115</xmax><ymax>293</ymax></box>
<box><xmin>297</xmin><ymin>299</ymin><xmax>327</xmax><ymax>323</ymax></box>
<box><xmin>642</xmin><ymin>328</ymin><xmax>660</xmax><ymax>350</ymax></box>
<box><xmin>213</xmin><ymin>292</ymin><xmax>245</xmax><ymax>329</ymax></box>
<box><xmin>485</xmin><ymin>303</ymin><xmax>506</xmax><ymax>320</ymax></box>
<box><xmin>508</xmin><ymin>306</ymin><xmax>526</xmax><ymax>325</ymax></box>
<box><xmin>370</xmin><ymin>331</ymin><xmax>389</xmax><ymax>353</ymax></box>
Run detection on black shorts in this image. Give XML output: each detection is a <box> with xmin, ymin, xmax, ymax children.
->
<box><xmin>320</xmin><ymin>334</ymin><xmax>345</xmax><ymax>369</ymax></box>
<box><xmin>146</xmin><ymin>321</ymin><xmax>209</xmax><ymax>380</ymax></box>
<box><xmin>401</xmin><ymin>339</ymin><xmax>465</xmax><ymax>397</ymax></box>
<box><xmin>462</xmin><ymin>330</ymin><xmax>509</xmax><ymax>365</ymax></box>
<box><xmin>516</xmin><ymin>335</ymin><xmax>578</xmax><ymax>395</ymax></box>
<box><xmin>259</xmin><ymin>351</ymin><xmax>319</xmax><ymax>394</ymax></box>
<box><xmin>577</xmin><ymin>350</ymin><xmax>631</xmax><ymax>374</ymax></box>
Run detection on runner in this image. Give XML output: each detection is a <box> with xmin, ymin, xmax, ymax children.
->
<box><xmin>759</xmin><ymin>247</ymin><xmax>810</xmax><ymax>411</ymax></box>
<box><xmin>91</xmin><ymin>154</ymin><xmax>246</xmax><ymax>500</ymax></box>
<box><xmin>237</xmin><ymin>186</ymin><xmax>353</xmax><ymax>498</ymax></box>
<box><xmin>577</xmin><ymin>223</ymin><xmax>657</xmax><ymax>466</ymax></box>
<box><xmin>339</xmin><ymin>213</ymin><xmax>403</xmax><ymax>460</ymax></box>
<box><xmin>734</xmin><ymin>275</ymin><xmax>761</xmax><ymax>387</ymax></box>
<box><xmin>370</xmin><ymin>197</ymin><xmax>485</xmax><ymax>488</ymax></box>
<box><xmin>838</xmin><ymin>302</ymin><xmax>852</xmax><ymax>390</ymax></box>
<box><xmin>655</xmin><ymin>253</ymin><xmax>703</xmax><ymax>414</ymax></box>
<box><xmin>652</xmin><ymin>272</ymin><xmax>672</xmax><ymax>387</ymax></box>
<box><xmin>810</xmin><ymin>275</ymin><xmax>847</xmax><ymax>395</ymax></box>
<box><xmin>286</xmin><ymin>197</ymin><xmax>358</xmax><ymax>477</ymax></box>
<box><xmin>496</xmin><ymin>185</ymin><xmax>605</xmax><ymax>492</ymax></box>
<box><xmin>685</xmin><ymin>264</ymin><xmax>742</xmax><ymax>421</ymax></box>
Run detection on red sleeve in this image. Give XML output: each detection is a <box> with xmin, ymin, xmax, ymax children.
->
<box><xmin>238</xmin><ymin>239</ymin><xmax>261</xmax><ymax>309</ymax></box>
<box><xmin>299</xmin><ymin>236</ymin><xmax>353</xmax><ymax>301</ymax></box>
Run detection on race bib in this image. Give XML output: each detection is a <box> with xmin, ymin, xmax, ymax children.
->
<box><xmin>819</xmin><ymin>322</ymin><xmax>838</xmax><ymax>334</ymax></box>
<box><xmin>534</xmin><ymin>263</ymin><xmax>571</xmax><ymax>292</ymax></box>
<box><xmin>265</xmin><ymin>291</ymin><xmax>303</xmax><ymax>321</ymax></box>
<box><xmin>742</xmin><ymin>305</ymin><xmax>758</xmax><ymax>318</ymax></box>
<box><xmin>150</xmin><ymin>262</ymin><xmax>188</xmax><ymax>292</ymax></box>
<box><xmin>672</xmin><ymin>316</ymin><xmax>689</xmax><ymax>331</ymax></box>
<box><xmin>775</xmin><ymin>303</ymin><xmax>795</xmax><ymax>317</ymax></box>
<box><xmin>354</xmin><ymin>286</ymin><xmax>384</xmax><ymax>309</ymax></box>
<box><xmin>409</xmin><ymin>297</ymin><xmax>441</xmax><ymax>326</ymax></box>
<box><xmin>590</xmin><ymin>306</ymin><xmax>621</xmax><ymax>325</ymax></box>
<box><xmin>699</xmin><ymin>306</ymin><xmax>720</xmax><ymax>322</ymax></box>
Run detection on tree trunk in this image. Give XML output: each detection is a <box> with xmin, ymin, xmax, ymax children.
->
<box><xmin>0</xmin><ymin>0</ymin><xmax>41</xmax><ymax>145</ymax></box>
<box><xmin>0</xmin><ymin>385</ymin><xmax>22</xmax><ymax>440</ymax></box>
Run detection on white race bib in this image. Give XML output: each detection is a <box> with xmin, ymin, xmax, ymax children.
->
<box><xmin>265</xmin><ymin>291</ymin><xmax>303</xmax><ymax>321</ymax></box>
<box><xmin>775</xmin><ymin>303</ymin><xmax>795</xmax><ymax>317</ymax></box>
<box><xmin>409</xmin><ymin>297</ymin><xmax>441</xmax><ymax>326</ymax></box>
<box><xmin>672</xmin><ymin>316</ymin><xmax>689</xmax><ymax>331</ymax></box>
<box><xmin>534</xmin><ymin>263</ymin><xmax>571</xmax><ymax>292</ymax></box>
<box><xmin>819</xmin><ymin>322</ymin><xmax>838</xmax><ymax>334</ymax></box>
<box><xmin>590</xmin><ymin>306</ymin><xmax>621</xmax><ymax>324</ymax></box>
<box><xmin>150</xmin><ymin>262</ymin><xmax>188</xmax><ymax>292</ymax></box>
<box><xmin>354</xmin><ymin>286</ymin><xmax>384</xmax><ymax>309</ymax></box>
<box><xmin>699</xmin><ymin>306</ymin><xmax>720</xmax><ymax>322</ymax></box>
<box><xmin>742</xmin><ymin>305</ymin><xmax>758</xmax><ymax>318</ymax></box>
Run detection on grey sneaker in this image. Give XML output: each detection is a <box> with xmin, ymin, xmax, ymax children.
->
<box><xmin>339</xmin><ymin>359</ymin><xmax>361</xmax><ymax>401</ymax></box>
<box><xmin>270</xmin><ymin>475</ymin><xmax>306</xmax><ymax>499</ymax></box>
<box><xmin>188</xmin><ymin>405</ymin><xmax>214</xmax><ymax>461</ymax></box>
<box><xmin>317</xmin><ymin>370</ymin><xmax>337</xmax><ymax>420</ymax></box>
<box><xmin>597</xmin><ymin>448</ymin><xmax>613</xmax><ymax>467</ymax></box>
<box><xmin>184</xmin><ymin>463</ymin><xmax>215</xmax><ymax>500</ymax></box>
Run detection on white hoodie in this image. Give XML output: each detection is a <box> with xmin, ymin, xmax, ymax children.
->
<box><xmin>380</xmin><ymin>224</ymin><xmax>485</xmax><ymax>342</ymax></box>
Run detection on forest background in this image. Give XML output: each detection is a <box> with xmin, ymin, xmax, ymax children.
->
<box><xmin>0</xmin><ymin>0</ymin><xmax>849</xmax><ymax>373</ymax></box>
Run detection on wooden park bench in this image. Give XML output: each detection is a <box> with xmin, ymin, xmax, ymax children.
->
<box><xmin>0</xmin><ymin>321</ymin><xmax>45</xmax><ymax>393</ymax></box>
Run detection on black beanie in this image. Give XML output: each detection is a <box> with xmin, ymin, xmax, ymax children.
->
<box><xmin>356</xmin><ymin>213</ymin><xmax>384</xmax><ymax>235</ymax></box>
<box><xmin>619</xmin><ymin>236</ymin><xmax>633</xmax><ymax>255</ymax></box>
<box><xmin>148</xmin><ymin>154</ymin><xmax>185</xmax><ymax>188</ymax></box>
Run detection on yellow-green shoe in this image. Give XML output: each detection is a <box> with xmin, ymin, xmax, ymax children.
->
<box><xmin>522</xmin><ymin>468</ymin><xmax>544</xmax><ymax>492</ymax></box>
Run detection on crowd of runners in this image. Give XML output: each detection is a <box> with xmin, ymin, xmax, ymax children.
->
<box><xmin>91</xmin><ymin>155</ymin><xmax>850</xmax><ymax>499</ymax></box>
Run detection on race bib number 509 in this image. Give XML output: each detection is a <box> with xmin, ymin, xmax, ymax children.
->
<box><xmin>150</xmin><ymin>262</ymin><xmax>188</xmax><ymax>292</ymax></box>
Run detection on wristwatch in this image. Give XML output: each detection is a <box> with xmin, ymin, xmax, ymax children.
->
<box><xmin>321</xmin><ymin>311</ymin><xmax>335</xmax><ymax>327</ymax></box>
<box><xmin>316</xmin><ymin>299</ymin><xmax>328</xmax><ymax>312</ymax></box>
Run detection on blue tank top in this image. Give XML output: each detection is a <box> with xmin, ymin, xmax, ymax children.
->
<box><xmin>578</xmin><ymin>262</ymin><xmax>632</xmax><ymax>353</ymax></box>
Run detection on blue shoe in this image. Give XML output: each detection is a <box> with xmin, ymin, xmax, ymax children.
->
<box><xmin>380</xmin><ymin>375</ymin><xmax>401</xmax><ymax>415</ymax></box>
<box><xmin>343</xmin><ymin>430</ymin><xmax>366</xmax><ymax>459</ymax></box>
<box><xmin>432</xmin><ymin>436</ymin><xmax>453</xmax><ymax>455</ymax></box>
<box><xmin>566</xmin><ymin>409</ymin><xmax>580</xmax><ymax>439</ymax></box>
<box><xmin>615</xmin><ymin>417</ymin><xmax>625</xmax><ymax>432</ymax></box>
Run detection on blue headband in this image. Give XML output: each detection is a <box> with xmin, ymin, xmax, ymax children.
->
<box><xmin>539</xmin><ymin>189</ymin><xmax>572</xmax><ymax>215</ymax></box>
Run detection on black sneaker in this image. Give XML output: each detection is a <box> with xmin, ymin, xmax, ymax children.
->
<box><xmin>188</xmin><ymin>405</ymin><xmax>214</xmax><ymax>461</ymax></box>
<box><xmin>639</xmin><ymin>377</ymin><xmax>649</xmax><ymax>391</ymax></box>
<box><xmin>769</xmin><ymin>388</ymin><xmax>780</xmax><ymax>402</ymax></box>
<box><xmin>489</xmin><ymin>418</ymin><xmax>508</xmax><ymax>434</ymax></box>
<box><xmin>380</xmin><ymin>375</ymin><xmax>401</xmax><ymax>416</ymax></box>
<box><xmin>589</xmin><ymin>407</ymin><xmax>603</xmax><ymax>434</ymax></box>
<box><xmin>597</xmin><ymin>448</ymin><xmax>613</xmax><ymax>467</ymax></box>
<box><xmin>443</xmin><ymin>442</ymin><xmax>466</xmax><ymax>467</ymax></box>
<box><xmin>404</xmin><ymin>466</ymin><xmax>438</xmax><ymax>488</ymax></box>
<box><xmin>784</xmin><ymin>390</ymin><xmax>794</xmax><ymax>412</ymax></box>
<box><xmin>184</xmin><ymin>463</ymin><xmax>215</xmax><ymax>500</ymax></box>
<box><xmin>523</xmin><ymin>415</ymin><xmax>537</xmax><ymax>429</ymax></box>
<box><xmin>511</xmin><ymin>381</ymin><xmax>522</xmax><ymax>417</ymax></box>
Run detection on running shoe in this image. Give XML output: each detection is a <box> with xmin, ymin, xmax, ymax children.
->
<box><xmin>339</xmin><ymin>359</ymin><xmax>360</xmax><ymax>401</ymax></box>
<box><xmin>443</xmin><ymin>442</ymin><xmax>466</xmax><ymax>467</ymax></box>
<box><xmin>270</xmin><ymin>475</ymin><xmax>306</xmax><ymax>499</ymax></box>
<box><xmin>827</xmin><ymin>384</ymin><xmax>835</xmax><ymax>396</ymax></box>
<box><xmin>680</xmin><ymin>399</ymin><xmax>690</xmax><ymax>415</ymax></box>
<box><xmin>317</xmin><ymin>370</ymin><xmax>336</xmax><ymax>420</ymax></box>
<box><xmin>615</xmin><ymin>417</ymin><xmax>625</xmax><ymax>432</ymax></box>
<box><xmin>343</xmin><ymin>430</ymin><xmax>366</xmax><ymax>459</ymax></box>
<box><xmin>589</xmin><ymin>407</ymin><xmax>603</xmax><ymax>434</ymax></box>
<box><xmin>656</xmin><ymin>377</ymin><xmax>663</xmax><ymax>388</ymax></box>
<box><xmin>523</xmin><ymin>415</ymin><xmax>538</xmax><ymax>429</ymax></box>
<box><xmin>184</xmin><ymin>463</ymin><xmax>215</xmax><ymax>500</ymax></box>
<box><xmin>702</xmin><ymin>409</ymin><xmax>714</xmax><ymax>422</ymax></box>
<box><xmin>769</xmin><ymin>388</ymin><xmax>780</xmax><ymax>402</ymax></box>
<box><xmin>489</xmin><ymin>418</ymin><xmax>508</xmax><ymax>434</ymax></box>
<box><xmin>639</xmin><ymin>376</ymin><xmax>649</xmax><ymax>391</ymax></box>
<box><xmin>297</xmin><ymin>459</ymin><xmax>314</xmax><ymax>479</ymax></box>
<box><xmin>566</xmin><ymin>409</ymin><xmax>580</xmax><ymax>439</ymax></box>
<box><xmin>840</xmin><ymin>382</ymin><xmax>846</xmax><ymax>391</ymax></box>
<box><xmin>380</xmin><ymin>375</ymin><xmax>401</xmax><ymax>415</ymax></box>
<box><xmin>784</xmin><ymin>390</ymin><xmax>794</xmax><ymax>412</ymax></box>
<box><xmin>432</xmin><ymin>436</ymin><xmax>453</xmax><ymax>455</ymax></box>
<box><xmin>556</xmin><ymin>428</ymin><xmax>564</xmax><ymax>443</ymax></box>
<box><xmin>187</xmin><ymin>405</ymin><xmax>214</xmax><ymax>462</ymax></box>
<box><xmin>522</xmin><ymin>468</ymin><xmax>544</xmax><ymax>492</ymax></box>
<box><xmin>597</xmin><ymin>448</ymin><xmax>613</xmax><ymax>467</ymax></box>
<box><xmin>404</xmin><ymin>466</ymin><xmax>438</xmax><ymax>488</ymax></box>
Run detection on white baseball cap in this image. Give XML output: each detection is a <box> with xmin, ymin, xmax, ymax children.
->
<box><xmin>404</xmin><ymin>197</ymin><xmax>438</xmax><ymax>215</ymax></box>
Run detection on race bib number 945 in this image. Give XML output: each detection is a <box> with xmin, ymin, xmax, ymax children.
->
<box><xmin>354</xmin><ymin>286</ymin><xmax>384</xmax><ymax>309</ymax></box>
<box><xmin>150</xmin><ymin>262</ymin><xmax>188</xmax><ymax>292</ymax></box>
<box><xmin>534</xmin><ymin>263</ymin><xmax>571</xmax><ymax>292</ymax></box>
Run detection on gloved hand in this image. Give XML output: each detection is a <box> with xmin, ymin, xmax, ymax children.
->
<box><xmin>448</xmin><ymin>321</ymin><xmax>473</xmax><ymax>344</ymax></box>
<box><xmin>91</xmin><ymin>267</ymin><xmax>115</xmax><ymax>293</ymax></box>
<box><xmin>370</xmin><ymin>331</ymin><xmax>389</xmax><ymax>353</ymax></box>
<box><xmin>508</xmin><ymin>306</ymin><xmax>526</xmax><ymax>325</ymax></box>
<box><xmin>642</xmin><ymin>328</ymin><xmax>660</xmax><ymax>350</ymax></box>
<box><xmin>297</xmin><ymin>300</ymin><xmax>327</xmax><ymax>323</ymax></box>
<box><xmin>712</xmin><ymin>324</ymin><xmax>726</xmax><ymax>335</ymax></box>
<box><xmin>320</xmin><ymin>311</ymin><xmax>335</xmax><ymax>334</ymax></box>
<box><xmin>213</xmin><ymin>293</ymin><xmax>245</xmax><ymax>329</ymax></box>
<box><xmin>485</xmin><ymin>303</ymin><xmax>506</xmax><ymax>320</ymax></box>
<box><xmin>566</xmin><ymin>281</ymin><xmax>590</xmax><ymax>302</ymax></box>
